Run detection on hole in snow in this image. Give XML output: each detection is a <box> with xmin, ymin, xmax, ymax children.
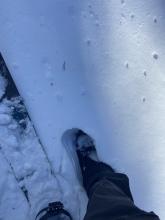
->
<box><xmin>142</xmin><ymin>97</ymin><xmax>146</xmax><ymax>103</ymax></box>
<box><xmin>153</xmin><ymin>16</ymin><xmax>158</xmax><ymax>23</ymax></box>
<box><xmin>125</xmin><ymin>62</ymin><xmax>129</xmax><ymax>69</ymax></box>
<box><xmin>86</xmin><ymin>39</ymin><xmax>91</xmax><ymax>46</ymax></box>
<box><xmin>143</xmin><ymin>70</ymin><xmax>147</xmax><ymax>77</ymax></box>
<box><xmin>62</xmin><ymin>61</ymin><xmax>66</xmax><ymax>71</ymax></box>
<box><xmin>130</xmin><ymin>13</ymin><xmax>135</xmax><ymax>20</ymax></box>
<box><xmin>152</xmin><ymin>52</ymin><xmax>159</xmax><ymax>60</ymax></box>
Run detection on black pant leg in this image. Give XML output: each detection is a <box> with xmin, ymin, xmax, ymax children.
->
<box><xmin>83</xmin><ymin>158</ymin><xmax>159</xmax><ymax>220</ymax></box>
<box><xmin>84</xmin><ymin>178</ymin><xmax>159</xmax><ymax>220</ymax></box>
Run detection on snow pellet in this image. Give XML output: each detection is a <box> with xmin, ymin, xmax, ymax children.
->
<box><xmin>0</xmin><ymin>105</ymin><xmax>10</xmax><ymax>114</ymax></box>
<box><xmin>0</xmin><ymin>75</ymin><xmax>7</xmax><ymax>99</ymax></box>
<box><xmin>8</xmin><ymin>123</ymin><xmax>18</xmax><ymax>130</ymax></box>
<box><xmin>0</xmin><ymin>114</ymin><xmax>12</xmax><ymax>125</ymax></box>
<box><xmin>24</xmin><ymin>163</ymin><xmax>33</xmax><ymax>173</ymax></box>
<box><xmin>6</xmin><ymin>135</ymin><xmax>18</xmax><ymax>148</ymax></box>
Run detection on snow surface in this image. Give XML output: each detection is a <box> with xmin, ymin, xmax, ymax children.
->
<box><xmin>0</xmin><ymin>75</ymin><xmax>6</xmax><ymax>99</ymax></box>
<box><xmin>0</xmin><ymin>76</ymin><xmax>87</xmax><ymax>220</ymax></box>
<box><xmin>0</xmin><ymin>0</ymin><xmax>165</xmax><ymax>219</ymax></box>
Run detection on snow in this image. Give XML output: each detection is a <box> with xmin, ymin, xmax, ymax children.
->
<box><xmin>0</xmin><ymin>90</ymin><xmax>87</xmax><ymax>220</ymax></box>
<box><xmin>0</xmin><ymin>0</ymin><xmax>165</xmax><ymax>219</ymax></box>
<box><xmin>152</xmin><ymin>52</ymin><xmax>159</xmax><ymax>60</ymax></box>
<box><xmin>0</xmin><ymin>153</ymin><xmax>29</xmax><ymax>220</ymax></box>
<box><xmin>0</xmin><ymin>113</ymin><xmax>12</xmax><ymax>125</ymax></box>
<box><xmin>0</xmin><ymin>75</ymin><xmax>6</xmax><ymax>99</ymax></box>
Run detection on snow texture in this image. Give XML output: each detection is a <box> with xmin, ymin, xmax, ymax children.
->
<box><xmin>0</xmin><ymin>76</ymin><xmax>87</xmax><ymax>220</ymax></box>
<box><xmin>0</xmin><ymin>75</ymin><xmax>6</xmax><ymax>99</ymax></box>
<box><xmin>0</xmin><ymin>0</ymin><xmax>165</xmax><ymax>219</ymax></box>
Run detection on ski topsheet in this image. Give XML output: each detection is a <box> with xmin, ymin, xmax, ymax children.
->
<box><xmin>0</xmin><ymin>54</ymin><xmax>86</xmax><ymax>220</ymax></box>
<box><xmin>0</xmin><ymin>53</ymin><xmax>64</xmax><ymax>219</ymax></box>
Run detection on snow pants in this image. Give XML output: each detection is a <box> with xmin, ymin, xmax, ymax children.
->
<box><xmin>83</xmin><ymin>158</ymin><xmax>160</xmax><ymax>220</ymax></box>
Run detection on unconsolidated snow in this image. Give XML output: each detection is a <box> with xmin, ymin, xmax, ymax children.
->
<box><xmin>0</xmin><ymin>0</ymin><xmax>165</xmax><ymax>219</ymax></box>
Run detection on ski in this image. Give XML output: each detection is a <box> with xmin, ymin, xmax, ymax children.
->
<box><xmin>0</xmin><ymin>53</ymin><xmax>88</xmax><ymax>220</ymax></box>
<box><xmin>0</xmin><ymin>53</ymin><xmax>63</xmax><ymax>218</ymax></box>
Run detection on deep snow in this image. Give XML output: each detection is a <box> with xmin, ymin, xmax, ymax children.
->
<box><xmin>0</xmin><ymin>0</ymin><xmax>165</xmax><ymax>219</ymax></box>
